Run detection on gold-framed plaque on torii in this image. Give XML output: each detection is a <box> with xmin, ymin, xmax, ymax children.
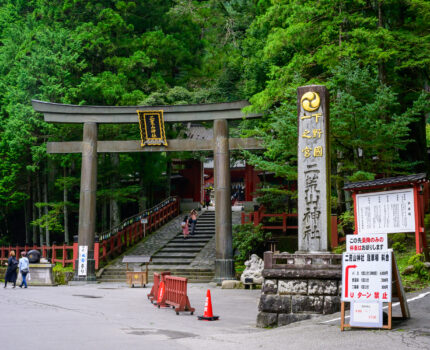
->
<box><xmin>137</xmin><ymin>110</ymin><xmax>168</xmax><ymax>147</ymax></box>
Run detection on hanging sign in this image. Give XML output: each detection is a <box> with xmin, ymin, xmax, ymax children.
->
<box><xmin>341</xmin><ymin>251</ymin><xmax>392</xmax><ymax>302</ymax></box>
<box><xmin>356</xmin><ymin>188</ymin><xmax>415</xmax><ymax>234</ymax></box>
<box><xmin>137</xmin><ymin>110</ymin><xmax>168</xmax><ymax>147</ymax></box>
<box><xmin>78</xmin><ymin>245</ymin><xmax>88</xmax><ymax>276</ymax></box>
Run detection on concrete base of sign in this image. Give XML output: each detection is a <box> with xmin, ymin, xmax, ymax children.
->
<box><xmin>257</xmin><ymin>253</ymin><xmax>342</xmax><ymax>328</ymax></box>
<box><xmin>73</xmin><ymin>258</ymin><xmax>97</xmax><ymax>282</ymax></box>
<box><xmin>17</xmin><ymin>263</ymin><xmax>56</xmax><ymax>286</ymax></box>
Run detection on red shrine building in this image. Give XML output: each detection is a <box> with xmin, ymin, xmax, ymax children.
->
<box><xmin>170</xmin><ymin>158</ymin><xmax>261</xmax><ymax>210</ymax></box>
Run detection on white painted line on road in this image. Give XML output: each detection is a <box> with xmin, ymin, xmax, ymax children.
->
<box><xmin>322</xmin><ymin>291</ymin><xmax>430</xmax><ymax>324</ymax></box>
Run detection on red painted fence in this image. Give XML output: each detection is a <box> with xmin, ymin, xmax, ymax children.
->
<box><xmin>0</xmin><ymin>196</ymin><xmax>180</xmax><ymax>270</ymax></box>
<box><xmin>241</xmin><ymin>206</ymin><xmax>298</xmax><ymax>233</ymax></box>
<box><xmin>0</xmin><ymin>244</ymin><xmax>74</xmax><ymax>267</ymax></box>
<box><xmin>241</xmin><ymin>206</ymin><xmax>341</xmax><ymax>248</ymax></box>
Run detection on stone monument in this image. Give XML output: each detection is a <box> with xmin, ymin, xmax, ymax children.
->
<box><xmin>257</xmin><ymin>85</ymin><xmax>342</xmax><ymax>328</ymax></box>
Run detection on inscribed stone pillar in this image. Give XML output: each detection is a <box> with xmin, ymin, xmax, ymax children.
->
<box><xmin>74</xmin><ymin>122</ymin><xmax>98</xmax><ymax>281</ymax></box>
<box><xmin>213</xmin><ymin>119</ymin><xmax>235</xmax><ymax>282</ymax></box>
<box><xmin>297</xmin><ymin>85</ymin><xmax>330</xmax><ymax>252</ymax></box>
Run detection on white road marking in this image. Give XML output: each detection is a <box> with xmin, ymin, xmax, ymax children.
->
<box><xmin>322</xmin><ymin>291</ymin><xmax>430</xmax><ymax>323</ymax></box>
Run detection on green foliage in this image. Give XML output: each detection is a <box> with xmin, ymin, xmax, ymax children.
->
<box><xmin>233</xmin><ymin>223</ymin><xmax>271</xmax><ymax>263</ymax></box>
<box><xmin>407</xmin><ymin>254</ymin><xmax>429</xmax><ymax>280</ymax></box>
<box><xmin>52</xmin><ymin>263</ymin><xmax>74</xmax><ymax>285</ymax></box>
<box><xmin>0</xmin><ymin>0</ymin><xmax>429</xmax><ymax>245</ymax></box>
<box><xmin>391</xmin><ymin>233</ymin><xmax>411</xmax><ymax>253</ymax></box>
<box><xmin>338</xmin><ymin>210</ymin><xmax>355</xmax><ymax>235</ymax></box>
<box><xmin>255</xmin><ymin>186</ymin><xmax>294</xmax><ymax>213</ymax></box>
<box><xmin>31</xmin><ymin>202</ymin><xmax>65</xmax><ymax>233</ymax></box>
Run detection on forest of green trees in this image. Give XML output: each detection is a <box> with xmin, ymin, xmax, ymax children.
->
<box><xmin>0</xmin><ymin>0</ymin><xmax>429</xmax><ymax>246</ymax></box>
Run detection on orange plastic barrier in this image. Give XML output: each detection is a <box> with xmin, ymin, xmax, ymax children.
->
<box><xmin>148</xmin><ymin>271</ymin><xmax>171</xmax><ymax>304</ymax></box>
<box><xmin>164</xmin><ymin>276</ymin><xmax>195</xmax><ymax>315</ymax></box>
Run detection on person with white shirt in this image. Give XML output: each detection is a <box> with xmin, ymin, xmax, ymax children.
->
<box><xmin>18</xmin><ymin>251</ymin><xmax>30</xmax><ymax>288</ymax></box>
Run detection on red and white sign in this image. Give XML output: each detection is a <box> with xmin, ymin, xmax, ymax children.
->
<box><xmin>350</xmin><ymin>302</ymin><xmax>383</xmax><ymax>328</ymax></box>
<box><xmin>346</xmin><ymin>234</ymin><xmax>388</xmax><ymax>252</ymax></box>
<box><xmin>341</xmin><ymin>251</ymin><xmax>392</xmax><ymax>302</ymax></box>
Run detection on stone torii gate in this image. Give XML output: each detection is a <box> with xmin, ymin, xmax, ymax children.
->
<box><xmin>32</xmin><ymin>100</ymin><xmax>262</xmax><ymax>283</ymax></box>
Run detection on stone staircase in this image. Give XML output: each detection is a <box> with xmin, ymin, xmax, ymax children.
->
<box><xmin>98</xmin><ymin>210</ymin><xmax>216</xmax><ymax>283</ymax></box>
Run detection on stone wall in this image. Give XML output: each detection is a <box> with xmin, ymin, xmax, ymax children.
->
<box><xmin>257</xmin><ymin>252</ymin><xmax>342</xmax><ymax>328</ymax></box>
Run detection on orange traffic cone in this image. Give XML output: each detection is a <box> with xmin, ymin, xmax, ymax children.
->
<box><xmin>198</xmin><ymin>289</ymin><xmax>219</xmax><ymax>321</ymax></box>
<box><xmin>156</xmin><ymin>281</ymin><xmax>168</xmax><ymax>308</ymax></box>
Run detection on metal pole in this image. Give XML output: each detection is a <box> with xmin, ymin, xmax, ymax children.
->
<box><xmin>213</xmin><ymin>119</ymin><xmax>235</xmax><ymax>283</ymax></box>
<box><xmin>74</xmin><ymin>122</ymin><xmax>98</xmax><ymax>282</ymax></box>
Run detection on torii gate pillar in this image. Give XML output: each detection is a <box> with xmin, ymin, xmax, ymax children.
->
<box><xmin>213</xmin><ymin>119</ymin><xmax>235</xmax><ymax>282</ymax></box>
<box><xmin>75</xmin><ymin>122</ymin><xmax>98</xmax><ymax>281</ymax></box>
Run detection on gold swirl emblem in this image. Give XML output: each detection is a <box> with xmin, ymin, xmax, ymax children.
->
<box><xmin>301</xmin><ymin>91</ymin><xmax>321</xmax><ymax>112</ymax></box>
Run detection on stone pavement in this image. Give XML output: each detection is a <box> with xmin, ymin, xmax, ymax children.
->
<box><xmin>1</xmin><ymin>283</ymin><xmax>429</xmax><ymax>350</ymax></box>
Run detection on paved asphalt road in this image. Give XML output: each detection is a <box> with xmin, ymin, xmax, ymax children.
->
<box><xmin>1</xmin><ymin>283</ymin><xmax>429</xmax><ymax>350</ymax></box>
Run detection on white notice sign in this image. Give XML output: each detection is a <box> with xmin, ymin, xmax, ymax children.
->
<box><xmin>350</xmin><ymin>302</ymin><xmax>383</xmax><ymax>328</ymax></box>
<box><xmin>341</xmin><ymin>251</ymin><xmax>392</xmax><ymax>302</ymax></box>
<box><xmin>356</xmin><ymin>188</ymin><xmax>415</xmax><ymax>234</ymax></box>
<box><xmin>346</xmin><ymin>234</ymin><xmax>388</xmax><ymax>252</ymax></box>
<box><xmin>78</xmin><ymin>245</ymin><xmax>88</xmax><ymax>276</ymax></box>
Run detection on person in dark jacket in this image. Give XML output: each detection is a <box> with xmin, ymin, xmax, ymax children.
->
<box><xmin>4</xmin><ymin>250</ymin><xmax>18</xmax><ymax>288</ymax></box>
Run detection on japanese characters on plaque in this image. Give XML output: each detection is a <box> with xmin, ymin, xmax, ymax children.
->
<box><xmin>137</xmin><ymin>110</ymin><xmax>168</xmax><ymax>147</ymax></box>
<box><xmin>342</xmin><ymin>234</ymin><xmax>392</xmax><ymax>303</ymax></box>
<box><xmin>346</xmin><ymin>234</ymin><xmax>388</xmax><ymax>252</ymax></box>
<box><xmin>297</xmin><ymin>86</ymin><xmax>330</xmax><ymax>252</ymax></box>
<box><xmin>356</xmin><ymin>189</ymin><xmax>415</xmax><ymax>234</ymax></box>
<box><xmin>78</xmin><ymin>245</ymin><xmax>88</xmax><ymax>276</ymax></box>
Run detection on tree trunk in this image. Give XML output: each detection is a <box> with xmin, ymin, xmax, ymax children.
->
<box><xmin>165</xmin><ymin>157</ymin><xmax>172</xmax><ymax>198</ymax></box>
<box><xmin>377</xmin><ymin>1</ymin><xmax>386</xmax><ymax>85</ymax></box>
<box><xmin>63</xmin><ymin>167</ymin><xmax>69</xmax><ymax>244</ymax></box>
<box><xmin>32</xmin><ymin>181</ymin><xmax>37</xmax><ymax>245</ymax></box>
<box><xmin>110</xmin><ymin>153</ymin><xmax>120</xmax><ymax>229</ymax></box>
<box><xmin>138</xmin><ymin>177</ymin><xmax>147</xmax><ymax>211</ymax></box>
<box><xmin>24</xmin><ymin>174</ymin><xmax>31</xmax><ymax>244</ymax></box>
<box><xmin>36</xmin><ymin>172</ymin><xmax>44</xmax><ymax>246</ymax></box>
<box><xmin>43</xmin><ymin>172</ymin><xmax>50</xmax><ymax>246</ymax></box>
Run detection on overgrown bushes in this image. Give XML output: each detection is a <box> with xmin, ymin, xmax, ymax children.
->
<box><xmin>233</xmin><ymin>224</ymin><xmax>271</xmax><ymax>264</ymax></box>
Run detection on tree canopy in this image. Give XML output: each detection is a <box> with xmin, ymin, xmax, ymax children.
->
<box><xmin>0</xmin><ymin>0</ymin><xmax>429</xmax><ymax>244</ymax></box>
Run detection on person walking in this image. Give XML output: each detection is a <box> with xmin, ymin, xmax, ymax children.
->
<box><xmin>204</xmin><ymin>190</ymin><xmax>211</xmax><ymax>208</ymax></box>
<box><xmin>4</xmin><ymin>251</ymin><xmax>18</xmax><ymax>288</ymax></box>
<box><xmin>181</xmin><ymin>215</ymin><xmax>190</xmax><ymax>239</ymax></box>
<box><xmin>189</xmin><ymin>209</ymin><xmax>198</xmax><ymax>236</ymax></box>
<box><xmin>18</xmin><ymin>251</ymin><xmax>30</xmax><ymax>288</ymax></box>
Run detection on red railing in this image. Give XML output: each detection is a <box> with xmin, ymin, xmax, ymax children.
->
<box><xmin>95</xmin><ymin>196</ymin><xmax>180</xmax><ymax>269</ymax></box>
<box><xmin>0</xmin><ymin>196</ymin><xmax>180</xmax><ymax>270</ymax></box>
<box><xmin>241</xmin><ymin>206</ymin><xmax>341</xmax><ymax>248</ymax></box>
<box><xmin>241</xmin><ymin>206</ymin><xmax>298</xmax><ymax>233</ymax></box>
<box><xmin>0</xmin><ymin>244</ymin><xmax>74</xmax><ymax>267</ymax></box>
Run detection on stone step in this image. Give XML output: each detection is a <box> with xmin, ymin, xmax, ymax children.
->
<box><xmin>153</xmin><ymin>253</ymin><xmax>197</xmax><ymax>259</ymax></box>
<box><xmin>169</xmin><ymin>238</ymin><xmax>210</xmax><ymax>243</ymax></box>
<box><xmin>166</xmin><ymin>243</ymin><xmax>207</xmax><ymax>248</ymax></box>
<box><xmin>174</xmin><ymin>233</ymin><xmax>213</xmax><ymax>238</ymax></box>
<box><xmin>159</xmin><ymin>247</ymin><xmax>201</xmax><ymax>252</ymax></box>
<box><xmin>150</xmin><ymin>258</ymin><xmax>194</xmax><ymax>265</ymax></box>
